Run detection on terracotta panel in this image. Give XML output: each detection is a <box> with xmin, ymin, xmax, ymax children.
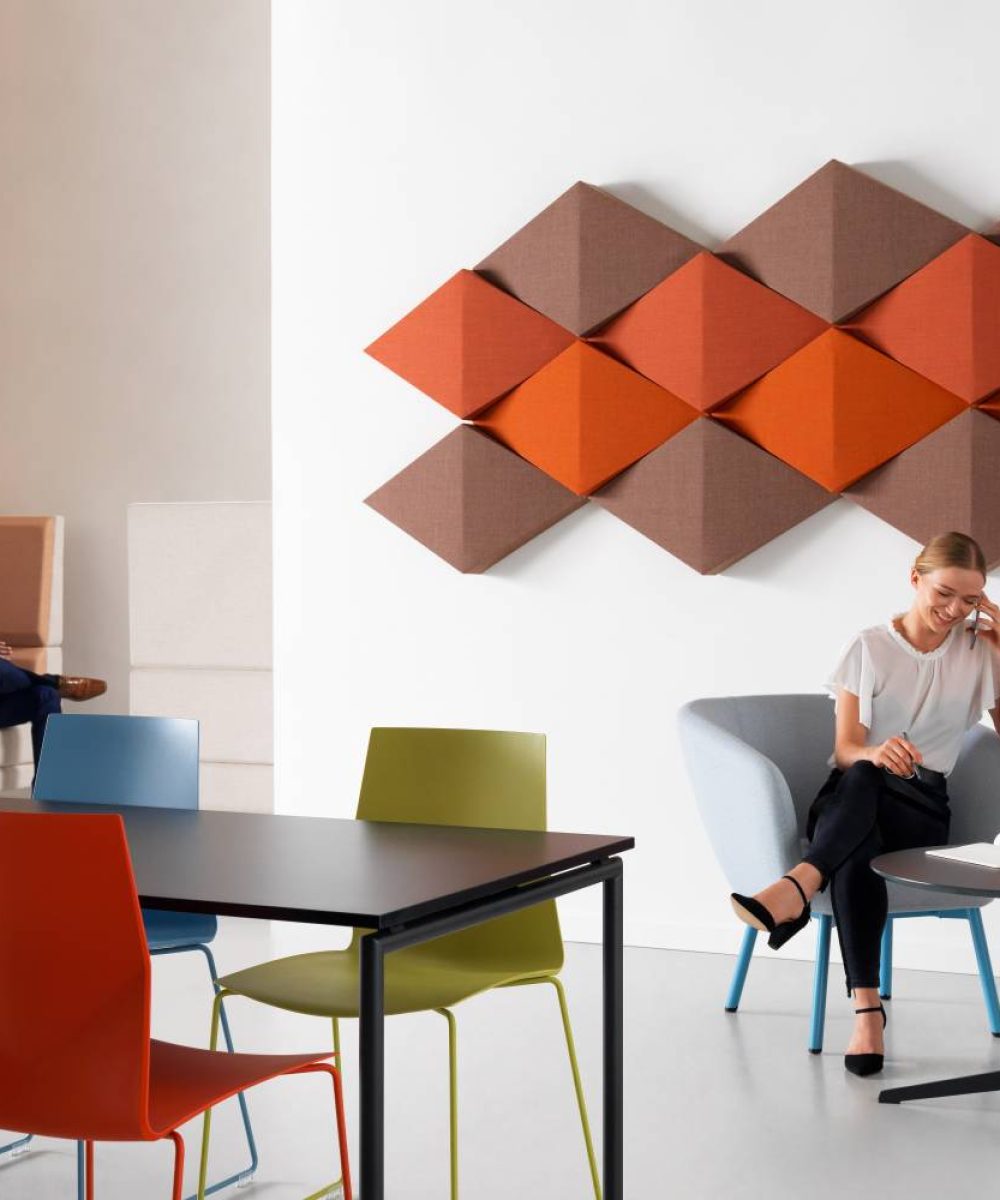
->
<box><xmin>593</xmin><ymin>419</ymin><xmax>833</xmax><ymax>573</ymax></box>
<box><xmin>845</xmin><ymin>409</ymin><xmax>1000</xmax><ymax>569</ymax></box>
<box><xmin>476</xmin><ymin>341</ymin><xmax>699</xmax><ymax>495</ymax></box>
<box><xmin>365</xmin><ymin>269</ymin><xmax>574</xmax><ymax>418</ymax></box>
<box><xmin>719</xmin><ymin>160</ymin><xmax>967</xmax><ymax>322</ymax></box>
<box><xmin>476</xmin><ymin>182</ymin><xmax>702</xmax><ymax>335</ymax></box>
<box><xmin>592</xmin><ymin>251</ymin><xmax>827</xmax><ymax>410</ymax></box>
<box><xmin>364</xmin><ymin>426</ymin><xmax>585</xmax><ymax>573</ymax></box>
<box><xmin>0</xmin><ymin>517</ymin><xmax>56</xmax><ymax>646</ymax></box>
<box><xmin>848</xmin><ymin>234</ymin><xmax>1000</xmax><ymax>403</ymax></box>
<box><xmin>714</xmin><ymin>329</ymin><xmax>966</xmax><ymax>492</ymax></box>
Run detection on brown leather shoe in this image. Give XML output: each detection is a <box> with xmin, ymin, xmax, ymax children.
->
<box><xmin>56</xmin><ymin>676</ymin><xmax>108</xmax><ymax>702</ymax></box>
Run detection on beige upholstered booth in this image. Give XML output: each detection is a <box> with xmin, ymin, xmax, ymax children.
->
<box><xmin>128</xmin><ymin>502</ymin><xmax>273</xmax><ymax>812</ymax></box>
<box><xmin>0</xmin><ymin>516</ymin><xmax>65</xmax><ymax>793</ymax></box>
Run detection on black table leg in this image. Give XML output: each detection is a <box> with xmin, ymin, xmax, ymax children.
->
<box><xmin>360</xmin><ymin>932</ymin><xmax>386</xmax><ymax>1199</ymax></box>
<box><xmin>880</xmin><ymin>1069</ymin><xmax>1000</xmax><ymax>1105</ymax></box>
<box><xmin>604</xmin><ymin>860</ymin><xmax>624</xmax><ymax>1200</ymax></box>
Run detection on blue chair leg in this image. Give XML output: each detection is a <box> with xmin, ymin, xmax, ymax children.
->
<box><xmin>966</xmin><ymin>908</ymin><xmax>1000</xmax><ymax>1037</ymax></box>
<box><xmin>0</xmin><ymin>1133</ymin><xmax>32</xmax><ymax>1158</ymax></box>
<box><xmin>880</xmin><ymin>916</ymin><xmax>893</xmax><ymax>1000</ymax></box>
<box><xmin>725</xmin><ymin>926</ymin><xmax>757</xmax><ymax>1012</ymax></box>
<box><xmin>809</xmin><ymin>915</ymin><xmax>832</xmax><ymax>1054</ymax></box>
<box><xmin>188</xmin><ymin>944</ymin><xmax>260</xmax><ymax>1196</ymax></box>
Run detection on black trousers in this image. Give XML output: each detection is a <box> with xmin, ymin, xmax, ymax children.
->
<box><xmin>802</xmin><ymin>760</ymin><xmax>950</xmax><ymax>995</ymax></box>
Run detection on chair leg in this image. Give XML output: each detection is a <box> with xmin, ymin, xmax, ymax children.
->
<box><xmin>880</xmin><ymin>917</ymin><xmax>893</xmax><ymax>1001</ymax></box>
<box><xmin>169</xmin><ymin>1131</ymin><xmax>185</xmax><ymax>1200</ymax></box>
<box><xmin>725</xmin><ymin>926</ymin><xmax>757</xmax><ymax>1012</ymax></box>
<box><xmin>434</xmin><ymin>1008</ymin><xmax>459</xmax><ymax>1200</ymax></box>
<box><xmin>0</xmin><ymin>1132</ymin><xmax>32</xmax><ymax>1158</ymax></box>
<box><xmin>809</xmin><ymin>915</ymin><xmax>832</xmax><ymax>1055</ymax></box>
<box><xmin>192</xmin><ymin>945</ymin><xmax>259</xmax><ymax>1188</ymax></box>
<box><xmin>85</xmin><ymin>1141</ymin><xmax>94</xmax><ymax>1200</ymax></box>
<box><xmin>78</xmin><ymin>1139</ymin><xmax>86</xmax><ymax>1200</ymax></box>
<box><xmin>545</xmin><ymin>977</ymin><xmax>601</xmax><ymax>1200</ymax></box>
<box><xmin>966</xmin><ymin>908</ymin><xmax>1000</xmax><ymax>1037</ymax></box>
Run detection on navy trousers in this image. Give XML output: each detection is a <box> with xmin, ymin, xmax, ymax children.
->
<box><xmin>0</xmin><ymin>659</ymin><xmax>61</xmax><ymax>766</ymax></box>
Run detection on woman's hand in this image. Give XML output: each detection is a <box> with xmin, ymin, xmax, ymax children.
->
<box><xmin>971</xmin><ymin>592</ymin><xmax>1000</xmax><ymax>650</ymax></box>
<box><xmin>870</xmin><ymin>736</ymin><xmax>922</xmax><ymax>776</ymax></box>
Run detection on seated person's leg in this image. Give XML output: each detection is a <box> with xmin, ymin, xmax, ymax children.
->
<box><xmin>0</xmin><ymin>640</ymin><xmax>106</xmax><ymax>702</ymax></box>
<box><xmin>0</xmin><ymin>681</ymin><xmax>60</xmax><ymax>767</ymax></box>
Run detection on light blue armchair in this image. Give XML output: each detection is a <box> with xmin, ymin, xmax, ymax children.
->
<box><xmin>677</xmin><ymin>694</ymin><xmax>1000</xmax><ymax>1052</ymax></box>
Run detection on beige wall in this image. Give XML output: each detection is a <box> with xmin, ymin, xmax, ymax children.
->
<box><xmin>0</xmin><ymin>0</ymin><xmax>270</xmax><ymax>709</ymax></box>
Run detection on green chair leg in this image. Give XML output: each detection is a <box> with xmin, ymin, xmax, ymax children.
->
<box><xmin>434</xmin><ymin>1008</ymin><xmax>459</xmax><ymax>1199</ymax></box>
<box><xmin>502</xmin><ymin>976</ymin><xmax>601</xmax><ymax>1200</ymax></box>
<box><xmin>198</xmin><ymin>993</ymin><xmax>347</xmax><ymax>1200</ymax></box>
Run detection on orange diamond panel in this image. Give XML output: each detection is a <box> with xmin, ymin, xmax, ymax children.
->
<box><xmin>848</xmin><ymin>234</ymin><xmax>1000</xmax><ymax>404</ymax></box>
<box><xmin>476</xmin><ymin>341</ymin><xmax>699</xmax><ymax>495</ymax></box>
<box><xmin>365</xmin><ymin>269</ymin><xmax>575</xmax><ymax>418</ymax></box>
<box><xmin>592</xmin><ymin>251</ymin><xmax>827</xmax><ymax>411</ymax></box>
<box><xmin>713</xmin><ymin>329</ymin><xmax>966</xmax><ymax>491</ymax></box>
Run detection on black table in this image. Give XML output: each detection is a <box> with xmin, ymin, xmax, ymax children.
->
<box><xmin>873</xmin><ymin>848</ymin><xmax>1000</xmax><ymax>1107</ymax></box>
<box><xmin>0</xmin><ymin>797</ymin><xmax>633</xmax><ymax>1199</ymax></box>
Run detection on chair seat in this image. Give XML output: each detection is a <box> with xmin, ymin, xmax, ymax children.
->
<box><xmin>143</xmin><ymin>907</ymin><xmax>218</xmax><ymax>950</ymax></box>
<box><xmin>220</xmin><ymin>948</ymin><xmax>552</xmax><ymax>1018</ymax></box>
<box><xmin>148</xmin><ymin>1039</ymin><xmax>327</xmax><ymax>1136</ymax></box>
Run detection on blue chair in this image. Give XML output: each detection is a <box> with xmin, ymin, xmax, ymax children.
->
<box><xmin>678</xmin><ymin>695</ymin><xmax>1000</xmax><ymax>1054</ymax></box>
<box><xmin>3</xmin><ymin>713</ymin><xmax>258</xmax><ymax>1199</ymax></box>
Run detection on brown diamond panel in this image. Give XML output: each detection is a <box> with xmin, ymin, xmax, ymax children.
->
<box><xmin>848</xmin><ymin>234</ymin><xmax>1000</xmax><ymax>404</ymax></box>
<box><xmin>593</xmin><ymin>419</ymin><xmax>834</xmax><ymax>573</ymax></box>
<box><xmin>365</xmin><ymin>269</ymin><xmax>575</xmax><ymax>418</ymax></box>
<box><xmin>364</xmin><ymin>425</ymin><xmax>586</xmax><ymax>573</ymax></box>
<box><xmin>719</xmin><ymin>160</ymin><xmax>967</xmax><ymax>322</ymax></box>
<box><xmin>476</xmin><ymin>341</ymin><xmax>699</xmax><ymax>495</ymax></box>
<box><xmin>714</xmin><ymin>329</ymin><xmax>966</xmax><ymax>491</ymax></box>
<box><xmin>476</xmin><ymin>182</ymin><xmax>702</xmax><ymax>335</ymax></box>
<box><xmin>844</xmin><ymin>409</ymin><xmax>1000</xmax><ymax>569</ymax></box>
<box><xmin>591</xmin><ymin>251</ymin><xmax>828</xmax><ymax>411</ymax></box>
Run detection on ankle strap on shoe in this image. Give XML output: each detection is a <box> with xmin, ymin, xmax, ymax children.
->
<box><xmin>782</xmin><ymin>874</ymin><xmax>808</xmax><ymax>907</ymax></box>
<box><xmin>854</xmin><ymin>1005</ymin><xmax>883</xmax><ymax>1015</ymax></box>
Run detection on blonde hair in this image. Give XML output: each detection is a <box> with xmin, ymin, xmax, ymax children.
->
<box><xmin>914</xmin><ymin>532</ymin><xmax>986</xmax><ymax>579</ymax></box>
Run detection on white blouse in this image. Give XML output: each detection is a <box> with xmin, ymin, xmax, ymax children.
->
<box><xmin>825</xmin><ymin>618</ymin><xmax>1000</xmax><ymax>775</ymax></box>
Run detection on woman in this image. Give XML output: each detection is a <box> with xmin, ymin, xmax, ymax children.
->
<box><xmin>731</xmin><ymin>532</ymin><xmax>1000</xmax><ymax>1076</ymax></box>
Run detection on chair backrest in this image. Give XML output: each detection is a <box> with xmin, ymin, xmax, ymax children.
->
<box><xmin>0</xmin><ymin>813</ymin><xmax>152</xmax><ymax>1140</ymax></box>
<box><xmin>354</xmin><ymin>728</ymin><xmax>563</xmax><ymax>973</ymax></box>
<box><xmin>34</xmin><ymin>714</ymin><xmax>199</xmax><ymax>809</ymax></box>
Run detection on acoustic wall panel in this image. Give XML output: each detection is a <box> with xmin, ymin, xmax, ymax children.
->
<box><xmin>476</xmin><ymin>182</ymin><xmax>702</xmax><ymax>335</ymax></box>
<box><xmin>476</xmin><ymin>341</ymin><xmax>699</xmax><ymax>495</ymax></box>
<box><xmin>719</xmin><ymin>160</ymin><xmax>968</xmax><ymax>322</ymax></box>
<box><xmin>845</xmin><ymin>409</ymin><xmax>1000</xmax><ymax>569</ymax></box>
<box><xmin>365</xmin><ymin>269</ymin><xmax>575</xmax><ymax>418</ymax></box>
<box><xmin>848</xmin><ymin>235</ymin><xmax>1000</xmax><ymax>403</ymax></box>
<box><xmin>591</xmin><ymin>251</ymin><xmax>828</xmax><ymax>410</ymax></box>
<box><xmin>365</xmin><ymin>425</ymin><xmax>586</xmax><ymax>573</ymax></box>
<box><xmin>714</xmin><ymin>329</ymin><xmax>966</xmax><ymax>491</ymax></box>
<box><xmin>366</xmin><ymin>168</ymin><xmax>997</xmax><ymax>574</ymax></box>
<box><xmin>593</xmin><ymin>419</ymin><xmax>834</xmax><ymax>573</ymax></box>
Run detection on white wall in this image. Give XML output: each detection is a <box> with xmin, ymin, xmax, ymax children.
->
<box><xmin>272</xmin><ymin>0</ymin><xmax>1000</xmax><ymax>975</ymax></box>
<box><xmin>0</xmin><ymin>1</ymin><xmax>271</xmax><ymax>708</ymax></box>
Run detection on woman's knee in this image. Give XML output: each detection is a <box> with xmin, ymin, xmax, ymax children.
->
<box><xmin>843</xmin><ymin>760</ymin><xmax>881</xmax><ymax>786</ymax></box>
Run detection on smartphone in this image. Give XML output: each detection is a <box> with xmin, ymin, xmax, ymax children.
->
<box><xmin>970</xmin><ymin>603</ymin><xmax>981</xmax><ymax>647</ymax></box>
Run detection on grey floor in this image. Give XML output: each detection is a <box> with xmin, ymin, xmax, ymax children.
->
<box><xmin>4</xmin><ymin>919</ymin><xmax>1000</xmax><ymax>1199</ymax></box>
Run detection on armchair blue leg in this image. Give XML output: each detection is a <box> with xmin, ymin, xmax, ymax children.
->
<box><xmin>809</xmin><ymin>915</ymin><xmax>832</xmax><ymax>1054</ymax></box>
<box><xmin>725</xmin><ymin>926</ymin><xmax>757</xmax><ymax>1012</ymax></box>
<box><xmin>0</xmin><ymin>1133</ymin><xmax>32</xmax><ymax>1158</ymax></box>
<box><xmin>880</xmin><ymin>917</ymin><xmax>893</xmax><ymax>1000</ymax></box>
<box><xmin>966</xmin><ymin>908</ymin><xmax>1000</xmax><ymax>1037</ymax></box>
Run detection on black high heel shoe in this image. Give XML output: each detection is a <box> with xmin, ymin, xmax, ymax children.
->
<box><xmin>730</xmin><ymin>874</ymin><xmax>811</xmax><ymax>950</ymax></box>
<box><xmin>844</xmin><ymin>1003</ymin><xmax>887</xmax><ymax>1076</ymax></box>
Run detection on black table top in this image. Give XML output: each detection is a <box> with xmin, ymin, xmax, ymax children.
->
<box><xmin>872</xmin><ymin>848</ymin><xmax>1000</xmax><ymax>900</ymax></box>
<box><xmin>0</xmin><ymin>797</ymin><xmax>633</xmax><ymax>929</ymax></box>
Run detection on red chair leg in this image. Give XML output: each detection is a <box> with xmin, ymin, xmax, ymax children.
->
<box><xmin>85</xmin><ymin>1141</ymin><xmax>95</xmax><ymax>1200</ymax></box>
<box><xmin>168</xmin><ymin>1131</ymin><xmax>185</xmax><ymax>1200</ymax></box>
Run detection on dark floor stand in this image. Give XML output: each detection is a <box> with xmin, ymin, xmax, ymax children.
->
<box><xmin>358</xmin><ymin>858</ymin><xmax>625</xmax><ymax>1200</ymax></box>
<box><xmin>881</xmin><ymin>1070</ymin><xmax>1000</xmax><ymax>1105</ymax></box>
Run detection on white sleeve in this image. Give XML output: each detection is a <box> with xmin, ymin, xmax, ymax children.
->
<box><xmin>824</xmin><ymin>635</ymin><xmax>875</xmax><ymax>729</ymax></box>
<box><xmin>977</xmin><ymin>645</ymin><xmax>1000</xmax><ymax>717</ymax></box>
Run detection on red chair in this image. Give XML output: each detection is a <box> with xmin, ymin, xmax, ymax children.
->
<box><xmin>0</xmin><ymin>812</ymin><xmax>352</xmax><ymax>1200</ymax></box>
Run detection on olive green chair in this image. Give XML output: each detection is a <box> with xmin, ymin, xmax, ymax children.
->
<box><xmin>202</xmin><ymin>728</ymin><xmax>600</xmax><ymax>1200</ymax></box>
